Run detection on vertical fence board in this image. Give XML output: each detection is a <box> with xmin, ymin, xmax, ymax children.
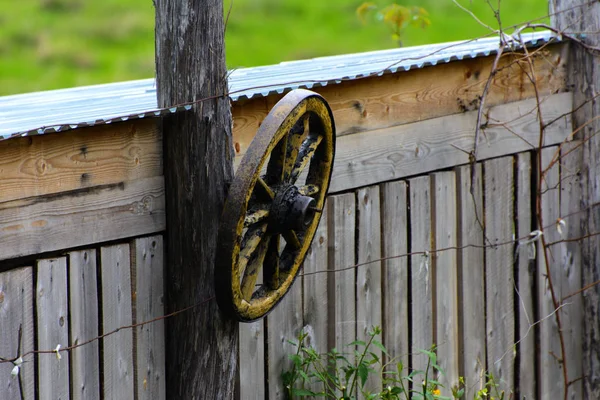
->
<box><xmin>484</xmin><ymin>156</ymin><xmax>515</xmax><ymax>392</ymax></box>
<box><xmin>302</xmin><ymin>207</ymin><xmax>329</xmax><ymax>395</ymax></box>
<box><xmin>69</xmin><ymin>249</ymin><xmax>100</xmax><ymax>400</ymax></box>
<box><xmin>409</xmin><ymin>176</ymin><xmax>433</xmax><ymax>373</ymax></box>
<box><xmin>432</xmin><ymin>171</ymin><xmax>459</xmax><ymax>394</ymax></box>
<box><xmin>134</xmin><ymin>236</ymin><xmax>166</xmax><ymax>400</ymax></box>
<box><xmin>560</xmin><ymin>142</ymin><xmax>583</xmax><ymax>399</ymax></box>
<box><xmin>0</xmin><ymin>267</ymin><xmax>35</xmax><ymax>400</ymax></box>
<box><xmin>357</xmin><ymin>186</ymin><xmax>382</xmax><ymax>392</ymax></box>
<box><xmin>238</xmin><ymin>238</ymin><xmax>266</xmax><ymax>400</ymax></box>
<box><xmin>328</xmin><ymin>194</ymin><xmax>357</xmax><ymax>364</ymax></box>
<box><xmin>37</xmin><ymin>257</ymin><xmax>70</xmax><ymax>400</ymax></box>
<box><xmin>101</xmin><ymin>244</ymin><xmax>134</xmax><ymax>399</ymax></box>
<box><xmin>538</xmin><ymin>147</ymin><xmax>563</xmax><ymax>398</ymax></box>
<box><xmin>456</xmin><ymin>164</ymin><xmax>486</xmax><ymax>397</ymax></box>
<box><xmin>238</xmin><ymin>320</ymin><xmax>265</xmax><ymax>400</ymax></box>
<box><xmin>515</xmin><ymin>153</ymin><xmax>536</xmax><ymax>399</ymax></box>
<box><xmin>381</xmin><ymin>181</ymin><xmax>409</xmax><ymax>371</ymax></box>
<box><xmin>266</xmin><ymin>269</ymin><xmax>303</xmax><ymax>399</ymax></box>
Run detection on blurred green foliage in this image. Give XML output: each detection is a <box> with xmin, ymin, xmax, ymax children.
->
<box><xmin>0</xmin><ymin>0</ymin><xmax>548</xmax><ymax>96</ymax></box>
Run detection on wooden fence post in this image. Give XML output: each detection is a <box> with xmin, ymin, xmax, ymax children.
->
<box><xmin>550</xmin><ymin>1</ymin><xmax>600</xmax><ymax>398</ymax></box>
<box><xmin>155</xmin><ymin>1</ymin><xmax>238</xmax><ymax>398</ymax></box>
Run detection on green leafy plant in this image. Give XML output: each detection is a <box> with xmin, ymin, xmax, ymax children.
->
<box><xmin>357</xmin><ymin>2</ymin><xmax>431</xmax><ymax>46</ymax></box>
<box><xmin>283</xmin><ymin>326</ymin><xmax>455</xmax><ymax>399</ymax></box>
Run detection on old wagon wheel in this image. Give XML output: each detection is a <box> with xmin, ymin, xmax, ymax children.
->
<box><xmin>215</xmin><ymin>89</ymin><xmax>335</xmax><ymax>322</ymax></box>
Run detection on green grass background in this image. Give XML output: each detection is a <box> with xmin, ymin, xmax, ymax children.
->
<box><xmin>0</xmin><ymin>0</ymin><xmax>548</xmax><ymax>96</ymax></box>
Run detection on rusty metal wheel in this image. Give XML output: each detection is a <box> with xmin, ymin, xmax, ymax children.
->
<box><xmin>215</xmin><ymin>89</ymin><xmax>335</xmax><ymax>322</ymax></box>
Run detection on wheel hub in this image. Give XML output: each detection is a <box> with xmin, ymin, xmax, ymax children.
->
<box><xmin>270</xmin><ymin>185</ymin><xmax>317</xmax><ymax>232</ymax></box>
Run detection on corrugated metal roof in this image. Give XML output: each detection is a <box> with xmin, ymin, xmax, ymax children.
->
<box><xmin>0</xmin><ymin>30</ymin><xmax>558</xmax><ymax>141</ymax></box>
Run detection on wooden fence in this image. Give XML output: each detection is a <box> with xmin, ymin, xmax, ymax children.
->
<box><xmin>0</xmin><ymin>236</ymin><xmax>165</xmax><ymax>400</ymax></box>
<box><xmin>0</xmin><ymin>39</ymin><xmax>591</xmax><ymax>399</ymax></box>
<box><xmin>238</xmin><ymin>144</ymin><xmax>584</xmax><ymax>399</ymax></box>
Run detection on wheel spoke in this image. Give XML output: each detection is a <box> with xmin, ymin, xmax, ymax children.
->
<box><xmin>297</xmin><ymin>184</ymin><xmax>320</xmax><ymax>196</ymax></box>
<box><xmin>264</xmin><ymin>234</ymin><xmax>281</xmax><ymax>289</ymax></box>
<box><xmin>283</xmin><ymin>114</ymin><xmax>309</xmax><ymax>182</ymax></box>
<box><xmin>265</xmin><ymin>133</ymin><xmax>288</xmax><ymax>185</ymax></box>
<box><xmin>282</xmin><ymin>229</ymin><xmax>301</xmax><ymax>250</ymax></box>
<box><xmin>289</xmin><ymin>134</ymin><xmax>322</xmax><ymax>183</ymax></box>
<box><xmin>255</xmin><ymin>176</ymin><xmax>275</xmax><ymax>200</ymax></box>
<box><xmin>240</xmin><ymin>235</ymin><xmax>271</xmax><ymax>301</ymax></box>
<box><xmin>244</xmin><ymin>206</ymin><xmax>270</xmax><ymax>227</ymax></box>
<box><xmin>238</xmin><ymin>222</ymin><xmax>268</xmax><ymax>276</ymax></box>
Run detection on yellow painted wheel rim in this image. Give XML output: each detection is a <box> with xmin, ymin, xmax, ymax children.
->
<box><xmin>215</xmin><ymin>89</ymin><xmax>335</xmax><ymax>322</ymax></box>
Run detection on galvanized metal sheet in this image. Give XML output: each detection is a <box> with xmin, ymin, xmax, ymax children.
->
<box><xmin>0</xmin><ymin>30</ymin><xmax>557</xmax><ymax>141</ymax></box>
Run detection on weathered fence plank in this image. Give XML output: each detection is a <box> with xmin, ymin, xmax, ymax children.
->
<box><xmin>431</xmin><ymin>171</ymin><xmax>459</xmax><ymax>394</ymax></box>
<box><xmin>69</xmin><ymin>249</ymin><xmax>101</xmax><ymax>400</ymax></box>
<box><xmin>0</xmin><ymin>119</ymin><xmax>162</xmax><ymax>204</ymax></box>
<box><xmin>456</xmin><ymin>164</ymin><xmax>486</xmax><ymax>397</ymax></box>
<box><xmin>232</xmin><ymin>44</ymin><xmax>567</xmax><ymax>157</ymax></box>
<box><xmin>0</xmin><ymin>267</ymin><xmax>35</xmax><ymax>400</ymax></box>
<box><xmin>37</xmin><ymin>257</ymin><xmax>70</xmax><ymax>400</ymax></box>
<box><xmin>302</xmin><ymin>207</ymin><xmax>329</xmax><ymax>395</ymax></box>
<box><xmin>101</xmin><ymin>244</ymin><xmax>134</xmax><ymax>399</ymax></box>
<box><xmin>538</xmin><ymin>147</ymin><xmax>563</xmax><ymax>398</ymax></box>
<box><xmin>381</xmin><ymin>181</ymin><xmax>409</xmax><ymax>371</ymax></box>
<box><xmin>0</xmin><ymin>176</ymin><xmax>165</xmax><ymax>261</ymax></box>
<box><xmin>356</xmin><ymin>185</ymin><xmax>382</xmax><ymax>392</ymax></box>
<box><xmin>515</xmin><ymin>153</ymin><xmax>536</xmax><ymax>400</ymax></box>
<box><xmin>329</xmin><ymin>93</ymin><xmax>572</xmax><ymax>193</ymax></box>
<box><xmin>267</xmin><ymin>268</ymin><xmax>303</xmax><ymax>399</ymax></box>
<box><xmin>328</xmin><ymin>194</ymin><xmax>357</xmax><ymax>362</ymax></box>
<box><xmin>484</xmin><ymin>156</ymin><xmax>515</xmax><ymax>392</ymax></box>
<box><xmin>134</xmin><ymin>236</ymin><xmax>166</xmax><ymax>400</ymax></box>
<box><xmin>409</xmin><ymin>176</ymin><xmax>433</xmax><ymax>373</ymax></box>
<box><xmin>560</xmin><ymin>142</ymin><xmax>584</xmax><ymax>398</ymax></box>
<box><xmin>238</xmin><ymin>320</ymin><xmax>265</xmax><ymax>400</ymax></box>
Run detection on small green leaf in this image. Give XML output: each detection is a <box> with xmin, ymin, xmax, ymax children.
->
<box><xmin>368</xmin><ymin>352</ymin><xmax>380</xmax><ymax>364</ymax></box>
<box><xmin>391</xmin><ymin>386</ymin><xmax>403</xmax><ymax>394</ymax></box>
<box><xmin>347</xmin><ymin>340</ymin><xmax>367</xmax><ymax>347</ymax></box>
<box><xmin>372</xmin><ymin>339</ymin><xmax>389</xmax><ymax>355</ymax></box>
<box><xmin>358</xmin><ymin>363</ymin><xmax>369</xmax><ymax>387</ymax></box>
<box><xmin>292</xmin><ymin>388</ymin><xmax>317</xmax><ymax>396</ymax></box>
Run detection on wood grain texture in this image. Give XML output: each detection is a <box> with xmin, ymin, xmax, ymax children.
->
<box><xmin>327</xmin><ymin>93</ymin><xmax>572</xmax><ymax>193</ymax></box>
<box><xmin>559</xmin><ymin>142</ymin><xmax>584</xmax><ymax>399</ymax></box>
<box><xmin>266</xmin><ymin>273</ymin><xmax>303</xmax><ymax>400</ymax></box>
<box><xmin>69</xmin><ymin>249</ymin><xmax>100</xmax><ymax>400</ymax></box>
<box><xmin>37</xmin><ymin>257</ymin><xmax>70</xmax><ymax>400</ymax></box>
<box><xmin>155</xmin><ymin>0</ymin><xmax>238</xmax><ymax>397</ymax></box>
<box><xmin>231</xmin><ymin>44</ymin><xmax>568</xmax><ymax>158</ymax></box>
<box><xmin>237</xmin><ymin>320</ymin><xmax>265</xmax><ymax>400</ymax></box>
<box><xmin>538</xmin><ymin>146</ymin><xmax>572</xmax><ymax>398</ymax></box>
<box><xmin>381</xmin><ymin>181</ymin><xmax>409</xmax><ymax>372</ymax></box>
<box><xmin>0</xmin><ymin>176</ymin><xmax>165</xmax><ymax>261</ymax></box>
<box><xmin>356</xmin><ymin>186</ymin><xmax>382</xmax><ymax>393</ymax></box>
<box><xmin>515</xmin><ymin>153</ymin><xmax>536</xmax><ymax>400</ymax></box>
<box><xmin>408</xmin><ymin>176</ymin><xmax>433</xmax><ymax>373</ymax></box>
<box><xmin>484</xmin><ymin>157</ymin><xmax>515</xmax><ymax>392</ymax></box>
<box><xmin>551</xmin><ymin>3</ymin><xmax>600</xmax><ymax>397</ymax></box>
<box><xmin>0</xmin><ymin>267</ymin><xmax>35</xmax><ymax>400</ymax></box>
<box><xmin>302</xmin><ymin>207</ymin><xmax>329</xmax><ymax>395</ymax></box>
<box><xmin>456</xmin><ymin>164</ymin><xmax>486</xmax><ymax>397</ymax></box>
<box><xmin>431</xmin><ymin>172</ymin><xmax>459</xmax><ymax>395</ymax></box>
<box><xmin>328</xmin><ymin>194</ymin><xmax>356</xmax><ymax>363</ymax></box>
<box><xmin>134</xmin><ymin>236</ymin><xmax>166</xmax><ymax>400</ymax></box>
<box><xmin>0</xmin><ymin>119</ymin><xmax>162</xmax><ymax>204</ymax></box>
<box><xmin>101</xmin><ymin>244</ymin><xmax>134</xmax><ymax>400</ymax></box>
